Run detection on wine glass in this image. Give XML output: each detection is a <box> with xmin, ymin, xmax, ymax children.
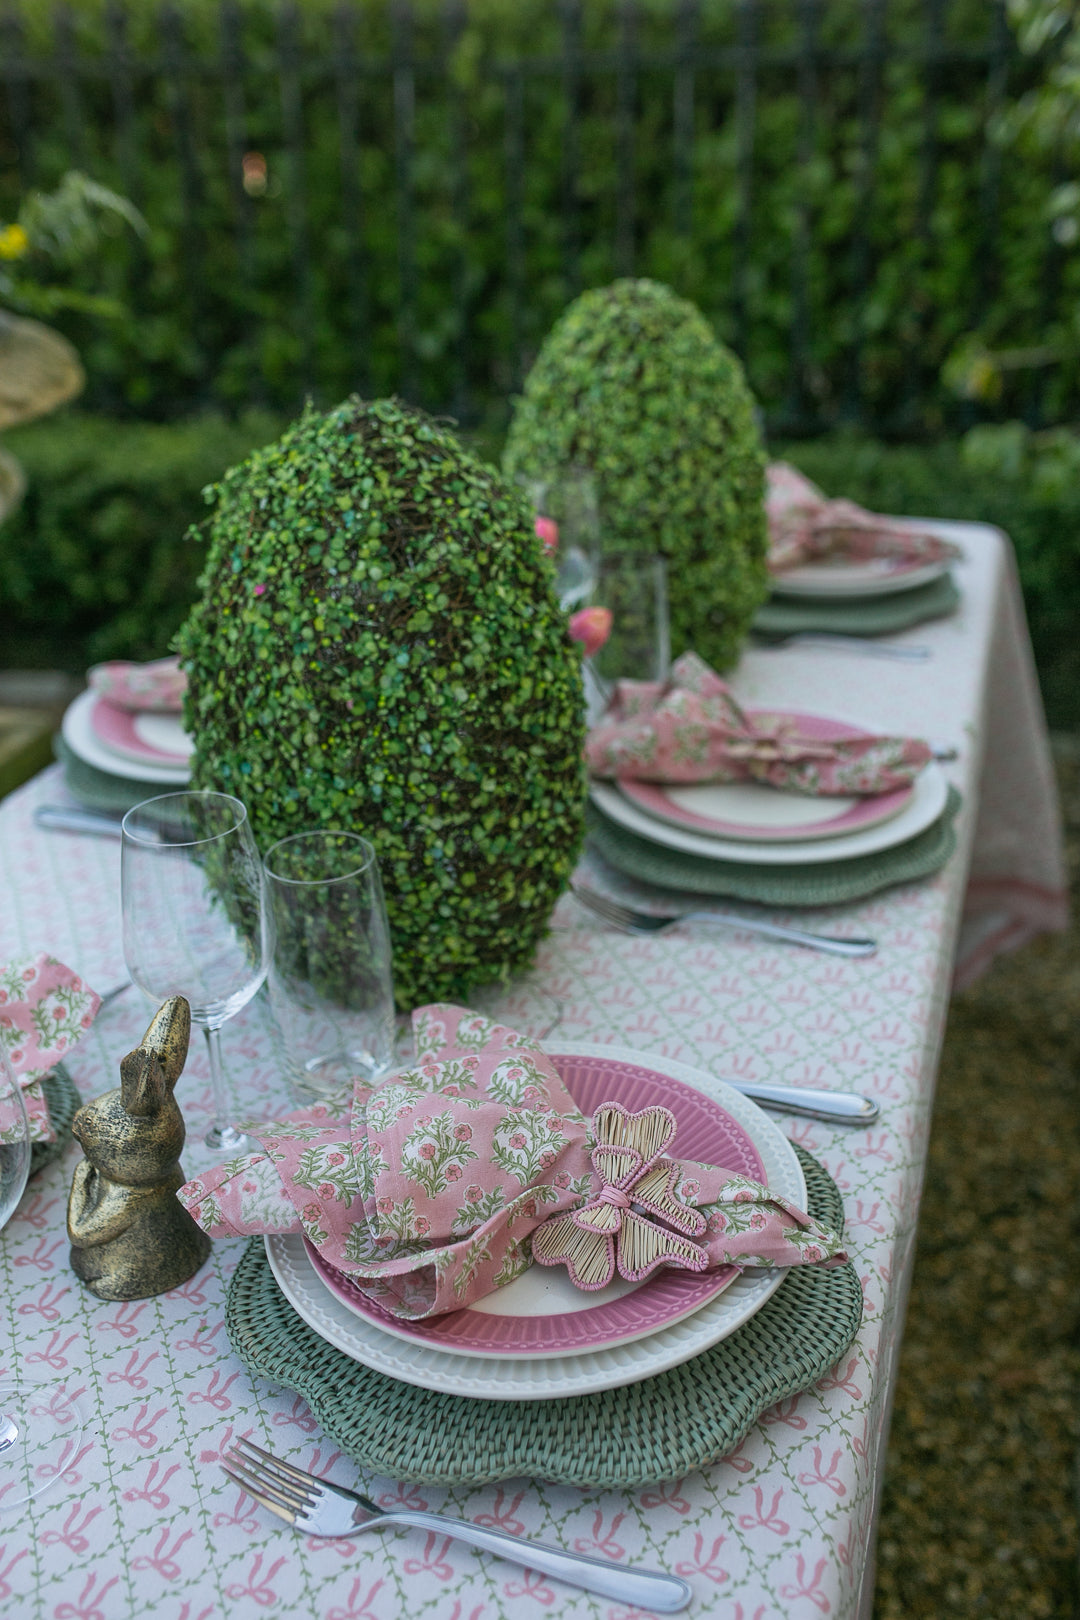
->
<box><xmin>121</xmin><ymin>791</ymin><xmax>269</xmax><ymax>1153</ymax></box>
<box><xmin>520</xmin><ymin>466</ymin><xmax>601</xmax><ymax>609</ymax></box>
<box><xmin>0</xmin><ymin>1044</ymin><xmax>85</xmax><ymax>1513</ymax></box>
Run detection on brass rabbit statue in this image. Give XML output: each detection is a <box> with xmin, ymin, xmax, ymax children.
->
<box><xmin>67</xmin><ymin>996</ymin><xmax>211</xmax><ymax>1300</ymax></box>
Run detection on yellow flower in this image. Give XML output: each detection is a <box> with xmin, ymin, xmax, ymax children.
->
<box><xmin>0</xmin><ymin>223</ymin><xmax>28</xmax><ymax>260</ymax></box>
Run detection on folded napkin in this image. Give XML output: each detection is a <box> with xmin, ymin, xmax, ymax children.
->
<box><xmin>0</xmin><ymin>955</ymin><xmax>100</xmax><ymax>1142</ymax></box>
<box><xmin>767</xmin><ymin>461</ymin><xmax>963</xmax><ymax>574</ymax></box>
<box><xmin>178</xmin><ymin>1004</ymin><xmax>845</xmax><ymax>1320</ymax></box>
<box><xmin>87</xmin><ymin>655</ymin><xmax>187</xmax><ymax>713</ymax></box>
<box><xmin>586</xmin><ymin>650</ymin><xmax>930</xmax><ymax>796</ymax></box>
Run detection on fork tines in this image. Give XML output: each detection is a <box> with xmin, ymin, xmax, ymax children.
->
<box><xmin>571</xmin><ymin>885</ymin><xmax>638</xmax><ymax>932</ymax></box>
<box><xmin>223</xmin><ymin>1436</ymin><xmax>317</xmax><ymax>1525</ymax></box>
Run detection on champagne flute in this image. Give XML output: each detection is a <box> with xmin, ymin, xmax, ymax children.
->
<box><xmin>0</xmin><ymin>1044</ymin><xmax>85</xmax><ymax>1513</ymax></box>
<box><xmin>121</xmin><ymin>791</ymin><xmax>269</xmax><ymax>1153</ymax></box>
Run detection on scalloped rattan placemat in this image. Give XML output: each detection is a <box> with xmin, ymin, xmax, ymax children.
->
<box><xmin>29</xmin><ymin>1063</ymin><xmax>80</xmax><ymax>1177</ymax></box>
<box><xmin>585</xmin><ymin>786</ymin><xmax>960</xmax><ymax>908</ymax></box>
<box><xmin>224</xmin><ymin>1146</ymin><xmax>861</xmax><ymax>1487</ymax></box>
<box><xmin>753</xmin><ymin>570</ymin><xmax>960</xmax><ymax>638</ymax></box>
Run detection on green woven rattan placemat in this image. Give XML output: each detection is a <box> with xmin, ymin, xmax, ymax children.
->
<box><xmin>29</xmin><ymin>1063</ymin><xmax>80</xmax><ymax>1177</ymax></box>
<box><xmin>586</xmin><ymin>785</ymin><xmax>960</xmax><ymax>908</ymax></box>
<box><xmin>225</xmin><ymin>1146</ymin><xmax>861</xmax><ymax>1487</ymax></box>
<box><xmin>54</xmin><ymin>735</ymin><xmax>175</xmax><ymax>815</ymax></box>
<box><xmin>753</xmin><ymin>570</ymin><xmax>960</xmax><ymax>638</ymax></box>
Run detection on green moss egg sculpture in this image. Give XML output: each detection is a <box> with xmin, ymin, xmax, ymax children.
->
<box><xmin>177</xmin><ymin>397</ymin><xmax>586</xmax><ymax>1007</ymax></box>
<box><xmin>503</xmin><ymin>278</ymin><xmax>768</xmax><ymax>670</ymax></box>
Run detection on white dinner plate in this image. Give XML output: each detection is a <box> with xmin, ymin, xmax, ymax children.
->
<box><xmin>265</xmin><ymin>1043</ymin><xmax>806</xmax><ymax>1400</ymax></box>
<box><xmin>62</xmin><ymin>689</ymin><xmax>191</xmax><ymax>785</ymax></box>
<box><xmin>591</xmin><ymin>759</ymin><xmax>948</xmax><ymax>866</ymax></box>
<box><xmin>769</xmin><ymin>557</ymin><xmax>948</xmax><ymax>599</ymax></box>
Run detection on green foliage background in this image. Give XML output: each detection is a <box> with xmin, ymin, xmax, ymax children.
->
<box><xmin>0</xmin><ymin>0</ymin><xmax>1074</xmax><ymax>432</ymax></box>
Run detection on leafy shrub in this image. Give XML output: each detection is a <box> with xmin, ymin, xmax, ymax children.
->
<box><xmin>0</xmin><ymin>409</ymin><xmax>284</xmax><ymax>669</ymax></box>
<box><xmin>503</xmin><ymin>279</ymin><xmax>768</xmax><ymax>670</ymax></box>
<box><xmin>177</xmin><ymin>396</ymin><xmax>586</xmax><ymax>1006</ymax></box>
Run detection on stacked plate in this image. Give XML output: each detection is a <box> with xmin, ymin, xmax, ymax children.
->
<box><xmin>589</xmin><ymin>708</ymin><xmax>949</xmax><ymax>878</ymax></box>
<box><xmin>768</xmin><ymin>553</ymin><xmax>951</xmax><ymax>601</ymax></box>
<box><xmin>266</xmin><ymin>1043</ymin><xmax>806</xmax><ymax>1401</ymax></box>
<box><xmin>58</xmin><ymin>688</ymin><xmax>192</xmax><ymax>810</ymax></box>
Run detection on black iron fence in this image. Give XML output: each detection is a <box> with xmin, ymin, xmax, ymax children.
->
<box><xmin>0</xmin><ymin>0</ymin><xmax>1070</xmax><ymax>434</ymax></box>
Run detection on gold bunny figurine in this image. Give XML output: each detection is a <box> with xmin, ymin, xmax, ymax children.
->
<box><xmin>67</xmin><ymin>996</ymin><xmax>212</xmax><ymax>1300</ymax></box>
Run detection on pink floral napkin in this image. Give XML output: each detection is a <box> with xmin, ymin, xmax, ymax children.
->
<box><xmin>586</xmin><ymin>650</ymin><xmax>931</xmax><ymax>796</ymax></box>
<box><xmin>0</xmin><ymin>955</ymin><xmax>101</xmax><ymax>1142</ymax></box>
<box><xmin>767</xmin><ymin>461</ymin><xmax>963</xmax><ymax>574</ymax></box>
<box><xmin>87</xmin><ymin>655</ymin><xmax>187</xmax><ymax>713</ymax></box>
<box><xmin>178</xmin><ymin>1004</ymin><xmax>846</xmax><ymax>1321</ymax></box>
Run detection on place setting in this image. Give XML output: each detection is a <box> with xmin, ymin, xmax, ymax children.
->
<box><xmin>49</xmin><ymin>655</ymin><xmax>193</xmax><ymax>818</ymax></box>
<box><xmin>751</xmin><ymin>461</ymin><xmax>965</xmax><ymax>651</ymax></box>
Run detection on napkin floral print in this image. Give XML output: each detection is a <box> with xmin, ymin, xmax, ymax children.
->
<box><xmin>0</xmin><ymin>952</ymin><xmax>100</xmax><ymax>1141</ymax></box>
<box><xmin>179</xmin><ymin>1004</ymin><xmax>846</xmax><ymax>1320</ymax></box>
<box><xmin>586</xmin><ymin>650</ymin><xmax>931</xmax><ymax>795</ymax></box>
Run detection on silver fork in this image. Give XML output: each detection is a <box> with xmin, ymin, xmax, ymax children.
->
<box><xmin>223</xmin><ymin>1439</ymin><xmax>692</xmax><ymax>1612</ymax></box>
<box><xmin>754</xmin><ymin>632</ymin><xmax>931</xmax><ymax>661</ymax></box>
<box><xmin>572</xmin><ymin>882</ymin><xmax>876</xmax><ymax>958</ymax></box>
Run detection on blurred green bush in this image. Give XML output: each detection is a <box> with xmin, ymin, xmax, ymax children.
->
<box><xmin>2</xmin><ymin>410</ymin><xmax>1078</xmax><ymax>730</ymax></box>
<box><xmin>0</xmin><ymin>409</ymin><xmax>283</xmax><ymax>668</ymax></box>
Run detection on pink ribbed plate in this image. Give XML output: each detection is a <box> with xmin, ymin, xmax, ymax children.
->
<box><xmin>306</xmin><ymin>1052</ymin><xmax>766</xmax><ymax>1359</ymax></box>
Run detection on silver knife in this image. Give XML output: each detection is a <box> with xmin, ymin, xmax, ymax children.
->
<box><xmin>719</xmin><ymin>1078</ymin><xmax>879</xmax><ymax>1126</ymax></box>
<box><xmin>35</xmin><ymin>805</ymin><xmax>125</xmax><ymax>838</ymax></box>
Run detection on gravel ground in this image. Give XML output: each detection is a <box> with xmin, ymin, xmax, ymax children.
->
<box><xmin>873</xmin><ymin>744</ymin><xmax>1080</xmax><ymax>1618</ymax></box>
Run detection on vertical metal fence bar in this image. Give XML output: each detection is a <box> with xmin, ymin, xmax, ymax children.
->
<box><xmin>559</xmin><ymin>0</ymin><xmax>582</xmax><ymax>301</ymax></box>
<box><xmin>503</xmin><ymin>62</ymin><xmax>526</xmax><ymax>394</ymax></box>
<box><xmin>672</xmin><ymin>0</ymin><xmax>699</xmax><ymax>239</ymax></box>
<box><xmin>843</xmin><ymin>0</ymin><xmax>885</xmax><ymax>423</ymax></box>
<box><xmin>972</xmin><ymin>0</ymin><xmax>1011</xmax><ymax>334</ymax></box>
<box><xmin>443</xmin><ymin>0</ymin><xmax>469</xmax><ymax>421</ymax></box>
<box><xmin>391</xmin><ymin>0</ymin><xmax>417</xmax><ymax>401</ymax></box>
<box><xmin>785</xmin><ymin>0</ymin><xmax>820</xmax><ymax>431</ymax></box>
<box><xmin>220</xmin><ymin>0</ymin><xmax>260</xmax><ymax>403</ymax></box>
<box><xmin>52</xmin><ymin>4</ymin><xmax>88</xmax><ymax>171</ymax></box>
<box><xmin>904</xmin><ymin>0</ymin><xmax>943</xmax><ymax>424</ymax></box>
<box><xmin>104</xmin><ymin>1</ymin><xmax>141</xmax><ymax>205</ymax></box>
<box><xmin>1</xmin><ymin>7</ymin><xmax>36</xmax><ymax>188</ymax></box>
<box><xmin>160</xmin><ymin>1</ymin><xmax>208</xmax><ymax>386</ymax></box>
<box><xmin>731</xmin><ymin>0</ymin><xmax>758</xmax><ymax>356</ymax></box>
<box><xmin>277</xmin><ymin>1</ymin><xmax>317</xmax><ymax>398</ymax></box>
<box><xmin>332</xmin><ymin>1</ymin><xmax>367</xmax><ymax>394</ymax></box>
<box><xmin>615</xmin><ymin>0</ymin><xmax>636</xmax><ymax>278</ymax></box>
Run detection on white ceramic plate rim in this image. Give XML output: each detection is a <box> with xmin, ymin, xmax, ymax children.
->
<box><xmin>265</xmin><ymin>1044</ymin><xmax>806</xmax><ymax>1400</ymax></box>
<box><xmin>62</xmin><ymin>689</ymin><xmax>191</xmax><ymax>785</ymax></box>
<box><xmin>620</xmin><ymin>776</ymin><xmax>912</xmax><ymax>844</ymax></box>
<box><xmin>769</xmin><ymin>558</ymin><xmax>948</xmax><ymax>598</ymax></box>
<box><xmin>591</xmin><ymin>760</ymin><xmax>948</xmax><ymax>866</ymax></box>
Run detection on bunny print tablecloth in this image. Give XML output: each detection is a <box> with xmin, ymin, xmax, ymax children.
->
<box><xmin>0</xmin><ymin>521</ymin><xmax>1066</xmax><ymax>1620</ymax></box>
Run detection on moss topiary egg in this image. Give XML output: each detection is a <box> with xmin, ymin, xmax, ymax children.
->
<box><xmin>503</xmin><ymin>277</ymin><xmax>769</xmax><ymax>670</ymax></box>
<box><xmin>177</xmin><ymin>396</ymin><xmax>586</xmax><ymax>1007</ymax></box>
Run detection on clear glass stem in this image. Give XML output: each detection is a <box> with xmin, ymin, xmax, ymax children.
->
<box><xmin>202</xmin><ymin>1024</ymin><xmax>248</xmax><ymax>1155</ymax></box>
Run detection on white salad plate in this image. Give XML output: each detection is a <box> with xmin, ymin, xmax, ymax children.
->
<box><xmin>592</xmin><ymin>760</ymin><xmax>948</xmax><ymax>866</ymax></box>
<box><xmin>62</xmin><ymin>689</ymin><xmax>191</xmax><ymax>784</ymax></box>
<box><xmin>769</xmin><ymin>557</ymin><xmax>948</xmax><ymax>599</ymax></box>
<box><xmin>265</xmin><ymin>1043</ymin><xmax>806</xmax><ymax>1401</ymax></box>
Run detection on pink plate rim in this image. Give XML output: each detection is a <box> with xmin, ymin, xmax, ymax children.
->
<box><xmin>90</xmin><ymin>696</ymin><xmax>190</xmax><ymax>765</ymax></box>
<box><xmin>618</xmin><ymin>710</ymin><xmax>913</xmax><ymax>842</ymax></box>
<box><xmin>306</xmin><ymin>1051</ymin><xmax>766</xmax><ymax>1356</ymax></box>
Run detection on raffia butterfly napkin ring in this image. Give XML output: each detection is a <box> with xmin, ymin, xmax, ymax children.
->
<box><xmin>531</xmin><ymin>1102</ymin><xmax>708</xmax><ymax>1289</ymax></box>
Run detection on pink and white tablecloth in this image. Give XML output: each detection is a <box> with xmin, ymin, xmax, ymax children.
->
<box><xmin>0</xmin><ymin>521</ymin><xmax>1065</xmax><ymax>1620</ymax></box>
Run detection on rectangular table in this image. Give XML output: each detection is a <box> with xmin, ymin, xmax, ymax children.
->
<box><xmin>0</xmin><ymin>522</ymin><xmax>1065</xmax><ymax>1620</ymax></box>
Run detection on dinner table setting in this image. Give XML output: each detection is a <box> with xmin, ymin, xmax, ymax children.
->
<box><xmin>0</xmin><ymin>434</ymin><xmax>1068</xmax><ymax>1620</ymax></box>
